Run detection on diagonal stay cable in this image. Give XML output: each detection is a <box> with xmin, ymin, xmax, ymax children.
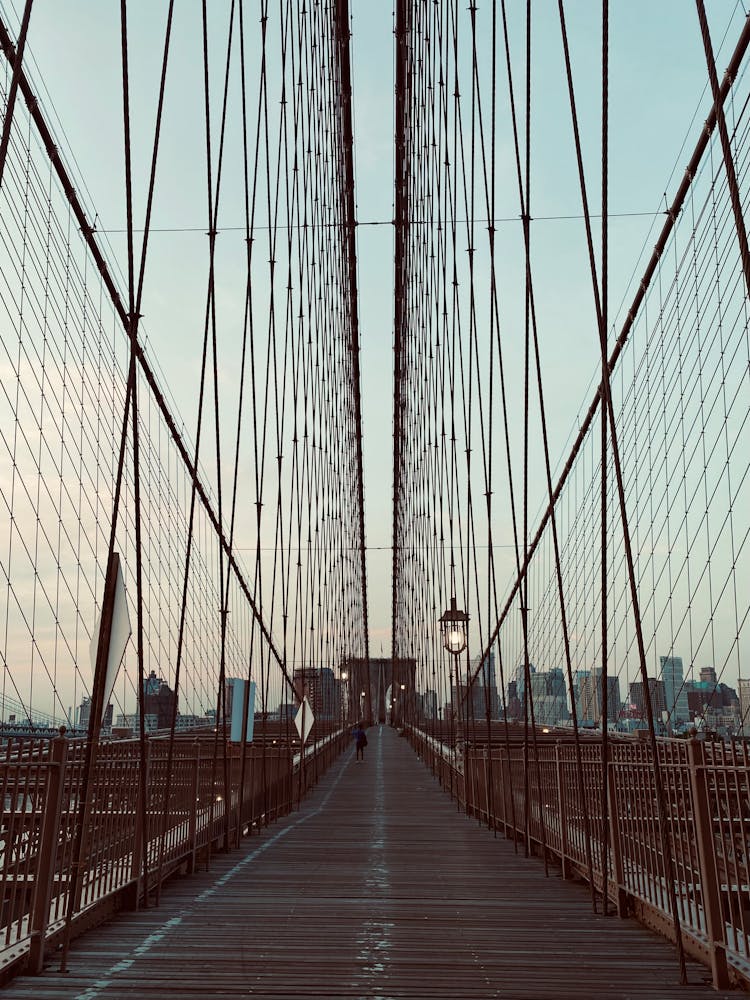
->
<box><xmin>0</xmin><ymin>0</ymin><xmax>32</xmax><ymax>189</ymax></box>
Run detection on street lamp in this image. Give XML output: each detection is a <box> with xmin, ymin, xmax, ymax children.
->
<box><xmin>340</xmin><ymin>670</ymin><xmax>349</xmax><ymax>727</ymax></box>
<box><xmin>440</xmin><ymin>596</ymin><xmax>468</xmax><ymax>655</ymax></box>
<box><xmin>440</xmin><ymin>596</ymin><xmax>469</xmax><ymax>764</ymax></box>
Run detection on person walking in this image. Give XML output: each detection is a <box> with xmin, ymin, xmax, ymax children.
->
<box><xmin>352</xmin><ymin>723</ymin><xmax>368</xmax><ymax>761</ymax></box>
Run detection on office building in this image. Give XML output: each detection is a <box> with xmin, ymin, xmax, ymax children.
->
<box><xmin>505</xmin><ymin>680</ymin><xmax>521</xmax><ymax>720</ymax></box>
<box><xmin>421</xmin><ymin>689</ymin><xmax>439</xmax><ymax>720</ymax></box>
<box><xmin>629</xmin><ymin>678</ymin><xmax>666</xmax><ymax>723</ymax></box>
<box><xmin>452</xmin><ymin>680</ymin><xmax>491</xmax><ymax>722</ymax></box>
<box><xmin>77</xmin><ymin>696</ymin><xmax>113</xmax><ymax>731</ymax></box>
<box><xmin>293</xmin><ymin>667</ymin><xmax>339</xmax><ymax>720</ymax></box>
<box><xmin>739</xmin><ymin>679</ymin><xmax>750</xmax><ymax>736</ymax></box>
<box><xmin>515</xmin><ymin>663</ymin><xmax>535</xmax><ymax>710</ymax></box>
<box><xmin>528</xmin><ymin>668</ymin><xmax>570</xmax><ymax>726</ymax></box>
<box><xmin>472</xmin><ymin>650</ymin><xmax>499</xmax><ymax>718</ymax></box>
<box><xmin>660</xmin><ymin>655</ymin><xmax>689</xmax><ymax>728</ymax></box>
<box><xmin>699</xmin><ymin>666</ymin><xmax>718</xmax><ymax>686</ymax></box>
<box><xmin>578</xmin><ymin>669</ymin><xmax>621</xmax><ymax>725</ymax></box>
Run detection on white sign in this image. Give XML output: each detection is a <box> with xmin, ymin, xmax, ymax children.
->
<box><xmin>294</xmin><ymin>696</ymin><xmax>314</xmax><ymax>744</ymax></box>
<box><xmin>227</xmin><ymin>678</ymin><xmax>256</xmax><ymax>742</ymax></box>
<box><xmin>90</xmin><ymin>557</ymin><xmax>132</xmax><ymax>724</ymax></box>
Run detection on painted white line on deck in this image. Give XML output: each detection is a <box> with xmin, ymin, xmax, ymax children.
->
<box><xmin>73</xmin><ymin>750</ymin><xmax>353</xmax><ymax>1000</ymax></box>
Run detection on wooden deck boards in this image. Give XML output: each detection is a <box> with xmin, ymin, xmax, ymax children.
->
<box><xmin>3</xmin><ymin>726</ymin><xmax>737</xmax><ymax>999</ymax></box>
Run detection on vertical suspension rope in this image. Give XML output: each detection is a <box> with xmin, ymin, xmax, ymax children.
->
<box><xmin>117</xmin><ymin>0</ymin><xmax>151</xmax><ymax>912</ymax></box>
<box><xmin>557</xmin><ymin>0</ymin><xmax>687</xmax><ymax>980</ymax></box>
<box><xmin>599</xmin><ymin>0</ymin><xmax>610</xmax><ymax>917</ymax></box>
<box><xmin>497</xmin><ymin>0</ymin><xmax>597</xmax><ymax>901</ymax></box>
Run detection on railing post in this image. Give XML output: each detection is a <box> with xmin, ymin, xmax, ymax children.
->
<box><xmin>129</xmin><ymin>737</ymin><xmax>151</xmax><ymax>895</ymax></box>
<box><xmin>523</xmin><ymin>743</ymin><xmax>529</xmax><ymax>851</ymax></box>
<box><xmin>483</xmin><ymin>748</ymin><xmax>490</xmax><ymax>827</ymax></box>
<box><xmin>188</xmin><ymin>741</ymin><xmax>201</xmax><ymax>875</ymax></box>
<box><xmin>29</xmin><ymin>736</ymin><xmax>68</xmax><ymax>974</ymax></box>
<box><xmin>555</xmin><ymin>742</ymin><xmax>570</xmax><ymax>879</ymax></box>
<box><xmin>470</xmin><ymin>748</ymin><xmax>478</xmax><ymax>819</ymax></box>
<box><xmin>606</xmin><ymin>754</ymin><xmax>627</xmax><ymax>917</ymax></box>
<box><xmin>501</xmin><ymin>749</ymin><xmax>509</xmax><ymax>836</ymax></box>
<box><xmin>245</xmin><ymin>749</ymin><xmax>255</xmax><ymax>835</ymax></box>
<box><xmin>687</xmin><ymin>738</ymin><xmax>729</xmax><ymax>990</ymax></box>
<box><xmin>464</xmin><ymin>745</ymin><xmax>470</xmax><ymax>814</ymax></box>
<box><xmin>229</xmin><ymin>747</ymin><xmax>238</xmax><ymax>846</ymax></box>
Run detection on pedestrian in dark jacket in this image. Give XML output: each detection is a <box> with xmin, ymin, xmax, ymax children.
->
<box><xmin>353</xmin><ymin>723</ymin><xmax>367</xmax><ymax>761</ymax></box>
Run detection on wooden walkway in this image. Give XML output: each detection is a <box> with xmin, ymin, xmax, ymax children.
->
<box><xmin>4</xmin><ymin>726</ymin><xmax>736</xmax><ymax>999</ymax></box>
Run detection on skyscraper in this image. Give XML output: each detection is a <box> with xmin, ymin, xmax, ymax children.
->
<box><xmin>738</xmin><ymin>678</ymin><xmax>750</xmax><ymax>736</ymax></box>
<box><xmin>578</xmin><ymin>669</ymin><xmax>621</xmax><ymax>725</ymax></box>
<box><xmin>476</xmin><ymin>650</ymin><xmax>498</xmax><ymax>718</ymax></box>
<box><xmin>143</xmin><ymin>671</ymin><xmax>177</xmax><ymax>730</ymax></box>
<box><xmin>699</xmin><ymin>666</ymin><xmax>718</xmax><ymax>686</ymax></box>
<box><xmin>628</xmin><ymin>678</ymin><xmax>666</xmax><ymax>723</ymax></box>
<box><xmin>293</xmin><ymin>667</ymin><xmax>338</xmax><ymax>719</ymax></box>
<box><xmin>422</xmin><ymin>689</ymin><xmax>438</xmax><ymax>720</ymax></box>
<box><xmin>515</xmin><ymin>662</ymin><xmax>535</xmax><ymax>710</ymax></box>
<box><xmin>528</xmin><ymin>668</ymin><xmax>569</xmax><ymax>726</ymax></box>
<box><xmin>660</xmin><ymin>655</ymin><xmax>689</xmax><ymax>727</ymax></box>
<box><xmin>481</xmin><ymin>649</ymin><xmax>496</xmax><ymax>690</ymax></box>
<box><xmin>77</xmin><ymin>696</ymin><xmax>113</xmax><ymax>731</ymax></box>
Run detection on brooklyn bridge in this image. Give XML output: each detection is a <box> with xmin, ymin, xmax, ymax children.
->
<box><xmin>1</xmin><ymin>1</ymin><xmax>750</xmax><ymax>996</ymax></box>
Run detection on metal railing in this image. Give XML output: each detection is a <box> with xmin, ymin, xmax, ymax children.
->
<box><xmin>408</xmin><ymin>725</ymin><xmax>750</xmax><ymax>990</ymax></box>
<box><xmin>0</xmin><ymin>729</ymin><xmax>348</xmax><ymax>979</ymax></box>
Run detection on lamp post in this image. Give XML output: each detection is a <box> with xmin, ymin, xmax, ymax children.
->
<box><xmin>340</xmin><ymin>670</ymin><xmax>349</xmax><ymax>729</ymax></box>
<box><xmin>440</xmin><ymin>596</ymin><xmax>468</xmax><ymax>655</ymax></box>
<box><xmin>440</xmin><ymin>596</ymin><xmax>469</xmax><ymax>760</ymax></box>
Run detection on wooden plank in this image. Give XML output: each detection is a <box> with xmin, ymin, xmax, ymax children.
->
<box><xmin>1</xmin><ymin>727</ymin><xmax>732</xmax><ymax>999</ymax></box>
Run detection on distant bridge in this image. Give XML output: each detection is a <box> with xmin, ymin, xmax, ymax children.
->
<box><xmin>0</xmin><ymin>694</ymin><xmax>79</xmax><ymax>738</ymax></box>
